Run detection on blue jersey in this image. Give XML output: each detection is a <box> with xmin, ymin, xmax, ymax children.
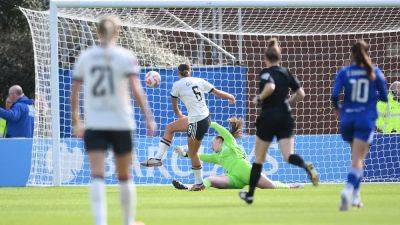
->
<box><xmin>331</xmin><ymin>64</ymin><xmax>388</xmax><ymax>119</ymax></box>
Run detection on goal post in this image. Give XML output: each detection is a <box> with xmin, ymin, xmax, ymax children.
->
<box><xmin>22</xmin><ymin>0</ymin><xmax>400</xmax><ymax>186</ymax></box>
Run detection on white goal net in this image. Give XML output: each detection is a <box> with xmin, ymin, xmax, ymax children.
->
<box><xmin>21</xmin><ymin>3</ymin><xmax>400</xmax><ymax>185</ymax></box>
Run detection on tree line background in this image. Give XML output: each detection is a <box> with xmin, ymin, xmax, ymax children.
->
<box><xmin>0</xmin><ymin>0</ymin><xmax>48</xmax><ymax>106</ymax></box>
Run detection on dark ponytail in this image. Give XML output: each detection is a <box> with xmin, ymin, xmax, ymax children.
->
<box><xmin>351</xmin><ymin>40</ymin><xmax>376</xmax><ymax>80</ymax></box>
<box><xmin>265</xmin><ymin>37</ymin><xmax>281</xmax><ymax>63</ymax></box>
<box><xmin>178</xmin><ymin>63</ymin><xmax>191</xmax><ymax>77</ymax></box>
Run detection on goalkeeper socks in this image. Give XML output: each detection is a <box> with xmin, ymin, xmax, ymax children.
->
<box><xmin>155</xmin><ymin>138</ymin><xmax>171</xmax><ymax>159</ymax></box>
<box><xmin>192</xmin><ymin>167</ymin><xmax>203</xmax><ymax>184</ymax></box>
<box><xmin>248</xmin><ymin>163</ymin><xmax>262</xmax><ymax>197</ymax></box>
<box><xmin>119</xmin><ymin>179</ymin><xmax>136</xmax><ymax>225</ymax></box>
<box><xmin>288</xmin><ymin>154</ymin><xmax>307</xmax><ymax>169</ymax></box>
<box><xmin>90</xmin><ymin>177</ymin><xmax>107</xmax><ymax>225</ymax></box>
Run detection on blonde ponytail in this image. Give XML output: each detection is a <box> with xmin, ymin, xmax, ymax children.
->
<box><xmin>97</xmin><ymin>16</ymin><xmax>121</xmax><ymax>46</ymax></box>
<box><xmin>229</xmin><ymin>117</ymin><xmax>244</xmax><ymax>139</ymax></box>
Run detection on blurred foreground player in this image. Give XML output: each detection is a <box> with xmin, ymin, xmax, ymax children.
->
<box><xmin>71</xmin><ymin>16</ymin><xmax>156</xmax><ymax>225</ymax></box>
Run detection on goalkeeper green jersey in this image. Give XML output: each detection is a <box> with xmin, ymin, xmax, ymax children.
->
<box><xmin>377</xmin><ymin>93</ymin><xmax>400</xmax><ymax>133</ymax></box>
<box><xmin>199</xmin><ymin>122</ymin><xmax>251</xmax><ymax>178</ymax></box>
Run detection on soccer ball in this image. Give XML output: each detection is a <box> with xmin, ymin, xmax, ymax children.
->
<box><xmin>145</xmin><ymin>71</ymin><xmax>161</xmax><ymax>88</ymax></box>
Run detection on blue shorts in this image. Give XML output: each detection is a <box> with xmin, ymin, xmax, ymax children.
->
<box><xmin>340</xmin><ymin>116</ymin><xmax>376</xmax><ymax>144</ymax></box>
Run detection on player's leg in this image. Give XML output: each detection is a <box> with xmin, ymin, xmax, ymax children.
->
<box><xmin>187</xmin><ymin>136</ymin><xmax>204</xmax><ymax>190</ymax></box>
<box><xmin>278</xmin><ymin>137</ymin><xmax>319</xmax><ymax>186</ymax></box>
<box><xmin>115</xmin><ymin>153</ymin><xmax>136</xmax><ymax>225</ymax></box>
<box><xmin>240</xmin><ymin>116</ymin><xmax>273</xmax><ymax>204</ymax></box>
<box><xmin>187</xmin><ymin>117</ymin><xmax>210</xmax><ymax>191</ymax></box>
<box><xmin>203</xmin><ymin>175</ymin><xmax>231</xmax><ymax>189</ymax></box>
<box><xmin>85</xmin><ymin>130</ymin><xmax>107</xmax><ymax>225</ymax></box>
<box><xmin>257</xmin><ymin>174</ymin><xmax>281</xmax><ymax>189</ymax></box>
<box><xmin>172</xmin><ymin>175</ymin><xmax>231</xmax><ymax>190</ymax></box>
<box><xmin>340</xmin><ymin>136</ymin><xmax>370</xmax><ymax>211</ymax></box>
<box><xmin>141</xmin><ymin>117</ymin><xmax>188</xmax><ymax>167</ymax></box>
<box><xmin>239</xmin><ymin>135</ymin><xmax>271</xmax><ymax>204</ymax></box>
<box><xmin>277</xmin><ymin>115</ymin><xmax>319</xmax><ymax>186</ymax></box>
<box><xmin>88</xmin><ymin>151</ymin><xmax>107</xmax><ymax>225</ymax></box>
<box><xmin>112</xmin><ymin>131</ymin><xmax>144</xmax><ymax>225</ymax></box>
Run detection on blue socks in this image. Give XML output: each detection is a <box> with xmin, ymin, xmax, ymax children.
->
<box><xmin>345</xmin><ymin>167</ymin><xmax>363</xmax><ymax>192</ymax></box>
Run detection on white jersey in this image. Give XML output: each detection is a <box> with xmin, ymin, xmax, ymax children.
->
<box><xmin>73</xmin><ymin>45</ymin><xmax>140</xmax><ymax>130</ymax></box>
<box><xmin>170</xmin><ymin>77</ymin><xmax>214</xmax><ymax>123</ymax></box>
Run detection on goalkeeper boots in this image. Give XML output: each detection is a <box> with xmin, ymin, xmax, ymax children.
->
<box><xmin>305</xmin><ymin>162</ymin><xmax>319</xmax><ymax>186</ymax></box>
<box><xmin>172</xmin><ymin>180</ymin><xmax>189</xmax><ymax>190</ymax></box>
<box><xmin>140</xmin><ymin>158</ymin><xmax>162</xmax><ymax>167</ymax></box>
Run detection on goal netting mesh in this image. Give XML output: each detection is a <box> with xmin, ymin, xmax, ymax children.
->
<box><xmin>21</xmin><ymin>6</ymin><xmax>400</xmax><ymax>185</ymax></box>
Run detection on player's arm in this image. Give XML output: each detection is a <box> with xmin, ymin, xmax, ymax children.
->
<box><xmin>259</xmin><ymin>83</ymin><xmax>275</xmax><ymax>102</ymax></box>
<box><xmin>171</xmin><ymin>96</ymin><xmax>184</xmax><ymax>118</ymax></box>
<box><xmin>200</xmin><ymin>78</ymin><xmax>235</xmax><ymax>104</ymax></box>
<box><xmin>210</xmin><ymin>121</ymin><xmax>236</xmax><ymax>145</ymax></box>
<box><xmin>253</xmin><ymin>71</ymin><xmax>275</xmax><ymax>104</ymax></box>
<box><xmin>375</xmin><ymin>68</ymin><xmax>389</xmax><ymax>103</ymax></box>
<box><xmin>331</xmin><ymin>70</ymin><xmax>344</xmax><ymax>109</ymax></box>
<box><xmin>211</xmin><ymin>89</ymin><xmax>236</xmax><ymax>104</ymax></box>
<box><xmin>288</xmin><ymin>72</ymin><xmax>305</xmax><ymax>104</ymax></box>
<box><xmin>170</xmin><ymin>83</ymin><xmax>185</xmax><ymax>118</ymax></box>
<box><xmin>199</xmin><ymin>153</ymin><xmax>219</xmax><ymax>164</ymax></box>
<box><xmin>129</xmin><ymin>75</ymin><xmax>156</xmax><ymax>136</ymax></box>
<box><xmin>289</xmin><ymin>88</ymin><xmax>305</xmax><ymax>105</ymax></box>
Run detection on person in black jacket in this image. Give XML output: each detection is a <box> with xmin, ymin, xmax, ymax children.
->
<box><xmin>240</xmin><ymin>38</ymin><xmax>319</xmax><ymax>204</ymax></box>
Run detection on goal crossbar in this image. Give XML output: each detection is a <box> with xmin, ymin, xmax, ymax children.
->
<box><xmin>51</xmin><ymin>0</ymin><xmax>400</xmax><ymax>8</ymax></box>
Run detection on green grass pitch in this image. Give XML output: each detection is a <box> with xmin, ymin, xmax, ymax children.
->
<box><xmin>0</xmin><ymin>184</ymin><xmax>399</xmax><ymax>225</ymax></box>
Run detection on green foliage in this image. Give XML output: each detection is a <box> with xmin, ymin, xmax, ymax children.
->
<box><xmin>0</xmin><ymin>0</ymin><xmax>45</xmax><ymax>106</ymax></box>
<box><xmin>0</xmin><ymin>185</ymin><xmax>399</xmax><ymax>225</ymax></box>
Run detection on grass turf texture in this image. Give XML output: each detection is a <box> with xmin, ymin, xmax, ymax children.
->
<box><xmin>0</xmin><ymin>184</ymin><xmax>399</xmax><ymax>225</ymax></box>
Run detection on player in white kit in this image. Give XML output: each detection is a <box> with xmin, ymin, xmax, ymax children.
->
<box><xmin>71</xmin><ymin>16</ymin><xmax>156</xmax><ymax>225</ymax></box>
<box><xmin>141</xmin><ymin>64</ymin><xmax>235</xmax><ymax>191</ymax></box>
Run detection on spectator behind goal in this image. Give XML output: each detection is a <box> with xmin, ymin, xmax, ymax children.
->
<box><xmin>0</xmin><ymin>85</ymin><xmax>34</xmax><ymax>138</ymax></box>
<box><xmin>376</xmin><ymin>81</ymin><xmax>400</xmax><ymax>133</ymax></box>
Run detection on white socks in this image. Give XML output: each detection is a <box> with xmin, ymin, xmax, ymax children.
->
<box><xmin>119</xmin><ymin>179</ymin><xmax>136</xmax><ymax>225</ymax></box>
<box><xmin>155</xmin><ymin>138</ymin><xmax>171</xmax><ymax>159</ymax></box>
<box><xmin>90</xmin><ymin>178</ymin><xmax>137</xmax><ymax>225</ymax></box>
<box><xmin>192</xmin><ymin>167</ymin><xmax>203</xmax><ymax>184</ymax></box>
<box><xmin>90</xmin><ymin>178</ymin><xmax>107</xmax><ymax>225</ymax></box>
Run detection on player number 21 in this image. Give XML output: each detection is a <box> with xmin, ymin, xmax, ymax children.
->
<box><xmin>349</xmin><ymin>78</ymin><xmax>369</xmax><ymax>103</ymax></box>
<box><xmin>91</xmin><ymin>66</ymin><xmax>114</xmax><ymax>97</ymax></box>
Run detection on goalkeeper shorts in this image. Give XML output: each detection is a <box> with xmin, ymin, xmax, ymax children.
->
<box><xmin>227</xmin><ymin>175</ymin><xmax>248</xmax><ymax>189</ymax></box>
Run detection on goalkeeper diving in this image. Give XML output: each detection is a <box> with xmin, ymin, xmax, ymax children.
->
<box><xmin>173</xmin><ymin>118</ymin><xmax>302</xmax><ymax>190</ymax></box>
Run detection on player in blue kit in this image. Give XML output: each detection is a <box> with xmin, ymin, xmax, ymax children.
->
<box><xmin>331</xmin><ymin>40</ymin><xmax>388</xmax><ymax>211</ymax></box>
